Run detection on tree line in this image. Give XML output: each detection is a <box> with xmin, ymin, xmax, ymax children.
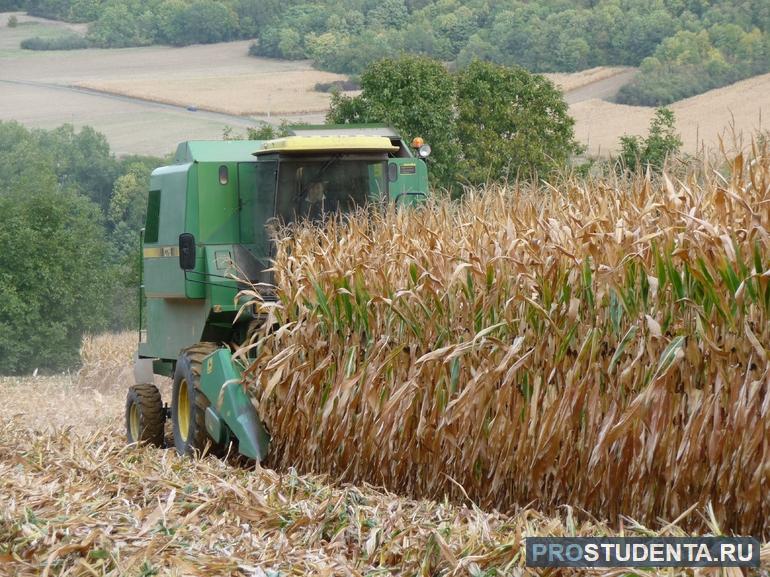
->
<box><xmin>0</xmin><ymin>122</ymin><xmax>164</xmax><ymax>374</ymax></box>
<box><xmin>8</xmin><ymin>0</ymin><xmax>769</xmax><ymax>105</ymax></box>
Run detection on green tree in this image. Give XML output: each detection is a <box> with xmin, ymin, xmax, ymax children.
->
<box><xmin>171</xmin><ymin>0</ymin><xmax>239</xmax><ymax>45</ymax></box>
<box><xmin>618</xmin><ymin>107</ymin><xmax>682</xmax><ymax>172</ymax></box>
<box><xmin>245</xmin><ymin>122</ymin><xmax>291</xmax><ymax>140</ymax></box>
<box><xmin>26</xmin><ymin>0</ymin><xmax>71</xmax><ymax>20</ymax></box>
<box><xmin>34</xmin><ymin>124</ymin><xmax>119</xmax><ymax>212</ymax></box>
<box><xmin>0</xmin><ymin>1</ymin><xmax>24</xmax><ymax>11</ymax></box>
<box><xmin>455</xmin><ymin>60</ymin><xmax>581</xmax><ymax>183</ymax></box>
<box><xmin>0</xmin><ymin>165</ymin><xmax>111</xmax><ymax>373</ymax></box>
<box><xmin>277</xmin><ymin>27</ymin><xmax>306</xmax><ymax>59</ymax></box>
<box><xmin>0</xmin><ymin>122</ymin><xmax>165</xmax><ymax>372</ymax></box>
<box><xmin>328</xmin><ymin>55</ymin><xmax>460</xmax><ymax>186</ymax></box>
<box><xmin>367</xmin><ymin>0</ymin><xmax>407</xmax><ymax>28</ymax></box>
<box><xmin>69</xmin><ymin>0</ymin><xmax>103</xmax><ymax>22</ymax></box>
<box><xmin>329</xmin><ymin>56</ymin><xmax>580</xmax><ymax>187</ymax></box>
<box><xmin>88</xmin><ymin>2</ymin><xmax>146</xmax><ymax>46</ymax></box>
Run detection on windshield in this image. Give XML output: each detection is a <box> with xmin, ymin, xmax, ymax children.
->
<box><xmin>274</xmin><ymin>156</ymin><xmax>388</xmax><ymax>225</ymax></box>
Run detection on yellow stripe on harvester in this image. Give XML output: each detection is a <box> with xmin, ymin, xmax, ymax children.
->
<box><xmin>143</xmin><ymin>246</ymin><xmax>179</xmax><ymax>258</ymax></box>
<box><xmin>256</xmin><ymin>135</ymin><xmax>399</xmax><ymax>155</ymax></box>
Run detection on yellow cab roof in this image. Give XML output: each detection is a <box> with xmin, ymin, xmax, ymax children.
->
<box><xmin>255</xmin><ymin>135</ymin><xmax>398</xmax><ymax>155</ymax></box>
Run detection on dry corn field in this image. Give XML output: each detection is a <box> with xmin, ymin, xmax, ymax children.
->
<box><xmin>3</xmin><ymin>147</ymin><xmax>770</xmax><ymax>576</ymax></box>
<box><xmin>241</xmin><ymin>144</ymin><xmax>770</xmax><ymax>538</ymax></box>
<box><xmin>76</xmin><ymin>331</ymin><xmax>138</xmax><ymax>388</ymax></box>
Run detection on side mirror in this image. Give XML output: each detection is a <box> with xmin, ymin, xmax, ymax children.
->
<box><xmin>179</xmin><ymin>233</ymin><xmax>196</xmax><ymax>270</ymax></box>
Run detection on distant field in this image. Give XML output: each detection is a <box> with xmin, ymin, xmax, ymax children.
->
<box><xmin>573</xmin><ymin>72</ymin><xmax>770</xmax><ymax>155</ymax></box>
<box><xmin>0</xmin><ymin>15</ymin><xmax>336</xmax><ymax>156</ymax></box>
<box><xmin>78</xmin><ymin>68</ymin><xmax>346</xmax><ymax>116</ymax></box>
<box><xmin>543</xmin><ymin>66</ymin><xmax>632</xmax><ymax>93</ymax></box>
<box><xmin>1</xmin><ymin>11</ymin><xmax>768</xmax><ymax>158</ymax></box>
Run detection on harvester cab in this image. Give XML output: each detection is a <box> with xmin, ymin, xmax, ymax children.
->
<box><xmin>126</xmin><ymin>125</ymin><xmax>430</xmax><ymax>461</ymax></box>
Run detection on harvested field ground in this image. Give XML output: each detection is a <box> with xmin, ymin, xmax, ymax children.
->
<box><xmin>2</xmin><ymin>369</ymin><xmax>769</xmax><ymax>576</ymax></box>
<box><xmin>77</xmin><ymin>68</ymin><xmax>346</xmax><ymax>117</ymax></box>
<box><xmin>543</xmin><ymin>66</ymin><xmax>634</xmax><ymax>95</ymax></box>
<box><xmin>573</xmin><ymin>72</ymin><xmax>770</xmax><ymax>156</ymax></box>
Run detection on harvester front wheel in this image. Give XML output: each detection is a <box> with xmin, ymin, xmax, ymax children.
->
<box><xmin>171</xmin><ymin>344</ymin><xmax>221</xmax><ymax>457</ymax></box>
<box><xmin>125</xmin><ymin>384</ymin><xmax>165</xmax><ymax>447</ymax></box>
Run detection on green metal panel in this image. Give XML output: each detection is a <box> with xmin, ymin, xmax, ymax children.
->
<box><xmin>151</xmin><ymin>164</ymin><xmax>190</xmax><ymax>245</ymax></box>
<box><xmin>138</xmin><ymin>297</ymin><xmax>209</xmax><ymax>360</ymax></box>
<box><xmin>144</xmin><ymin>164</ymin><xmax>190</xmax><ymax>298</ymax></box>
<box><xmin>388</xmin><ymin>158</ymin><xmax>429</xmax><ymax>206</ymax></box>
<box><xmin>204</xmin><ymin>244</ymin><xmax>239</xmax><ymax>310</ymax></box>
<box><xmin>198</xmin><ymin>162</ymin><xmax>240</xmax><ymax>244</ymax></box>
<box><xmin>199</xmin><ymin>348</ymin><xmax>270</xmax><ymax>461</ymax></box>
<box><xmin>175</xmin><ymin>140</ymin><xmax>265</xmax><ymax>163</ymax></box>
<box><xmin>238</xmin><ymin>162</ymin><xmax>256</xmax><ymax>245</ymax></box>
<box><xmin>183</xmin><ymin>165</ymin><xmax>206</xmax><ymax>299</ymax></box>
<box><xmin>185</xmin><ymin>163</ymin><xmax>199</xmax><ymax>237</ymax></box>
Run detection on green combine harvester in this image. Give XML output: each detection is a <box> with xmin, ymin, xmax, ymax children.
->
<box><xmin>126</xmin><ymin>125</ymin><xmax>430</xmax><ymax>461</ymax></box>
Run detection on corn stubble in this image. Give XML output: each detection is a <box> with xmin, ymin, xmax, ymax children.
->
<box><xmin>240</xmin><ymin>146</ymin><xmax>770</xmax><ymax>535</ymax></box>
<box><xmin>77</xmin><ymin>331</ymin><xmax>137</xmax><ymax>388</ymax></box>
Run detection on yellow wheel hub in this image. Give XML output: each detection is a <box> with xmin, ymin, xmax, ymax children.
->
<box><xmin>177</xmin><ymin>378</ymin><xmax>190</xmax><ymax>442</ymax></box>
<box><xmin>129</xmin><ymin>402</ymin><xmax>140</xmax><ymax>440</ymax></box>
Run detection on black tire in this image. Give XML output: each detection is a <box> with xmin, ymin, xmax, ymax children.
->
<box><xmin>171</xmin><ymin>343</ymin><xmax>222</xmax><ymax>457</ymax></box>
<box><xmin>125</xmin><ymin>384</ymin><xmax>165</xmax><ymax>447</ymax></box>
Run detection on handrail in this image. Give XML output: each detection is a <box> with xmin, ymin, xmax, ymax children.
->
<box><xmin>394</xmin><ymin>191</ymin><xmax>428</xmax><ymax>205</ymax></box>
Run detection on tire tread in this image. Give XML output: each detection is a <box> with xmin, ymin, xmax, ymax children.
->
<box><xmin>126</xmin><ymin>383</ymin><xmax>165</xmax><ymax>447</ymax></box>
<box><xmin>174</xmin><ymin>342</ymin><xmax>222</xmax><ymax>456</ymax></box>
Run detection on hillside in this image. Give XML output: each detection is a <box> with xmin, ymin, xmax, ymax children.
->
<box><xmin>2</xmin><ymin>9</ymin><xmax>769</xmax><ymax>162</ymax></box>
<box><xmin>0</xmin><ymin>15</ymin><xmax>337</xmax><ymax>156</ymax></box>
<box><xmin>573</xmin><ymin>72</ymin><xmax>770</xmax><ymax>155</ymax></box>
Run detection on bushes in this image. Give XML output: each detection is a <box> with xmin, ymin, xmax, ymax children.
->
<box><xmin>314</xmin><ymin>79</ymin><xmax>360</xmax><ymax>93</ymax></box>
<box><xmin>84</xmin><ymin>0</ymin><xmax>241</xmax><ymax>48</ymax></box>
<box><xmin>20</xmin><ymin>34</ymin><xmax>90</xmax><ymax>50</ymax></box>
<box><xmin>26</xmin><ymin>0</ymin><xmax>100</xmax><ymax>23</ymax></box>
<box><xmin>618</xmin><ymin>108</ymin><xmax>682</xmax><ymax>172</ymax></box>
